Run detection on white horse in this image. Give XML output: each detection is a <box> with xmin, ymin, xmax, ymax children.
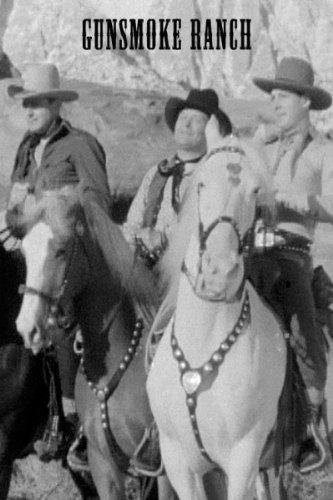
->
<box><xmin>147</xmin><ymin>117</ymin><xmax>287</xmax><ymax>500</ymax></box>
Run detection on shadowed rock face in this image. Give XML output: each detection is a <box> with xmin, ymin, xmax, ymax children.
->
<box><xmin>0</xmin><ymin>0</ymin><xmax>18</xmax><ymax>77</ymax></box>
<box><xmin>0</xmin><ymin>51</ymin><xmax>18</xmax><ymax>79</ymax></box>
<box><xmin>0</xmin><ymin>79</ymin><xmax>176</xmax><ymax>220</ymax></box>
<box><xmin>0</xmin><ymin>0</ymin><xmax>332</xmax><ymax>219</ymax></box>
<box><xmin>0</xmin><ymin>76</ymin><xmax>273</xmax><ymax>216</ymax></box>
<box><xmin>2</xmin><ymin>0</ymin><xmax>333</xmax><ymax>112</ymax></box>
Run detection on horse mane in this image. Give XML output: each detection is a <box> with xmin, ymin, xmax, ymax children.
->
<box><xmin>22</xmin><ymin>186</ymin><xmax>159</xmax><ymax>320</ymax></box>
<box><xmin>159</xmin><ymin>135</ymin><xmax>275</xmax><ymax>309</ymax></box>
<box><xmin>20</xmin><ymin>186</ymin><xmax>81</xmax><ymax>239</ymax></box>
<box><xmin>84</xmin><ymin>201</ymin><xmax>159</xmax><ymax>319</ymax></box>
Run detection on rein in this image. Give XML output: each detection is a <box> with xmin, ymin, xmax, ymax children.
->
<box><xmin>79</xmin><ymin>318</ymin><xmax>144</xmax><ymax>474</ymax></box>
<box><xmin>171</xmin><ymin>290</ymin><xmax>250</xmax><ymax>465</ymax></box>
<box><xmin>198</xmin><ymin>214</ymin><xmax>243</xmax><ymax>256</ymax></box>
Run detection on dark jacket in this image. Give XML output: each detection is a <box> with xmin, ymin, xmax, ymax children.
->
<box><xmin>6</xmin><ymin>118</ymin><xmax>112</xmax><ymax>235</ymax></box>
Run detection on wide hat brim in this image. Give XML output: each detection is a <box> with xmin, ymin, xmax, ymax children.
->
<box><xmin>7</xmin><ymin>85</ymin><xmax>79</xmax><ymax>102</ymax></box>
<box><xmin>253</xmin><ymin>77</ymin><xmax>332</xmax><ymax>111</ymax></box>
<box><xmin>165</xmin><ymin>97</ymin><xmax>232</xmax><ymax>135</ymax></box>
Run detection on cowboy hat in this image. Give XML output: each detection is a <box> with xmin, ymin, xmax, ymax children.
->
<box><xmin>165</xmin><ymin>88</ymin><xmax>232</xmax><ymax>135</ymax></box>
<box><xmin>253</xmin><ymin>57</ymin><xmax>331</xmax><ymax>111</ymax></box>
<box><xmin>7</xmin><ymin>63</ymin><xmax>78</xmax><ymax>102</ymax></box>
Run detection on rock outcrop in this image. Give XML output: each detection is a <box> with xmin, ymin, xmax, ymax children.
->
<box><xmin>0</xmin><ymin>0</ymin><xmax>332</xmax><ymax>202</ymax></box>
<box><xmin>1</xmin><ymin>0</ymin><xmax>332</xmax><ymax>123</ymax></box>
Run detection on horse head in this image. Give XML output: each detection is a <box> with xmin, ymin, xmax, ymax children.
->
<box><xmin>16</xmin><ymin>186</ymin><xmax>158</xmax><ymax>355</ymax></box>
<box><xmin>163</xmin><ymin>118</ymin><xmax>275</xmax><ymax>303</ymax></box>
<box><xmin>15</xmin><ymin>187</ymin><xmax>91</xmax><ymax>353</ymax></box>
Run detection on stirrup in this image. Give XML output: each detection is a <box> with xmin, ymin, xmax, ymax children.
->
<box><xmin>67</xmin><ymin>426</ymin><xmax>90</xmax><ymax>473</ymax></box>
<box><xmin>34</xmin><ymin>415</ymin><xmax>73</xmax><ymax>462</ymax></box>
<box><xmin>130</xmin><ymin>422</ymin><xmax>164</xmax><ymax>477</ymax></box>
<box><xmin>297</xmin><ymin>421</ymin><xmax>327</xmax><ymax>474</ymax></box>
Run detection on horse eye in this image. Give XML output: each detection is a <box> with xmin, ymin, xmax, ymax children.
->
<box><xmin>253</xmin><ymin>186</ymin><xmax>261</xmax><ymax>195</ymax></box>
<box><xmin>55</xmin><ymin>248</ymin><xmax>66</xmax><ymax>258</ymax></box>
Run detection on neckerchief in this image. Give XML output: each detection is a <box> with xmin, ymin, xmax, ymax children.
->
<box><xmin>142</xmin><ymin>153</ymin><xmax>204</xmax><ymax>228</ymax></box>
<box><xmin>11</xmin><ymin>117</ymin><xmax>62</xmax><ymax>184</ymax></box>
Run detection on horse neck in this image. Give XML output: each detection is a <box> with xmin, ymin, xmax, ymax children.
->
<box><xmin>74</xmin><ymin>249</ymin><xmax>138</xmax><ymax>383</ymax></box>
<box><xmin>0</xmin><ymin>248</ymin><xmax>24</xmax><ymax>346</ymax></box>
<box><xmin>174</xmin><ymin>274</ymin><xmax>247</xmax><ymax>364</ymax></box>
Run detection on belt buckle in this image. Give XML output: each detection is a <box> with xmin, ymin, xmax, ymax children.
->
<box><xmin>254</xmin><ymin>227</ymin><xmax>278</xmax><ymax>249</ymax></box>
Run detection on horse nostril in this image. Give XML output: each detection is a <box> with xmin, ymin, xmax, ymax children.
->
<box><xmin>31</xmin><ymin>327</ymin><xmax>41</xmax><ymax>345</ymax></box>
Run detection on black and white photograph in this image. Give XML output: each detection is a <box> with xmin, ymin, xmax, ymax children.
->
<box><xmin>1</xmin><ymin>0</ymin><xmax>333</xmax><ymax>499</ymax></box>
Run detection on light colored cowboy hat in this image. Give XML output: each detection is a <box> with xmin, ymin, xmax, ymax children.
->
<box><xmin>165</xmin><ymin>88</ymin><xmax>232</xmax><ymax>135</ymax></box>
<box><xmin>253</xmin><ymin>57</ymin><xmax>332</xmax><ymax>111</ymax></box>
<box><xmin>7</xmin><ymin>63</ymin><xmax>78</xmax><ymax>102</ymax></box>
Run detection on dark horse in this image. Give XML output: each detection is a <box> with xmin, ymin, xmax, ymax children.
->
<box><xmin>0</xmin><ymin>240</ymin><xmax>48</xmax><ymax>499</ymax></box>
<box><xmin>14</xmin><ymin>187</ymin><xmax>177</xmax><ymax>500</ymax></box>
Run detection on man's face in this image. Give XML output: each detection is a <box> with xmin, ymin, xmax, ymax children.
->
<box><xmin>23</xmin><ymin>97</ymin><xmax>60</xmax><ymax>134</ymax></box>
<box><xmin>271</xmin><ymin>89</ymin><xmax>309</xmax><ymax>132</ymax></box>
<box><xmin>174</xmin><ymin>108</ymin><xmax>209</xmax><ymax>151</ymax></box>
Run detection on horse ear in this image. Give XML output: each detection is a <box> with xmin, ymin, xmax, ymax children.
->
<box><xmin>205</xmin><ymin>115</ymin><xmax>223</xmax><ymax>152</ymax></box>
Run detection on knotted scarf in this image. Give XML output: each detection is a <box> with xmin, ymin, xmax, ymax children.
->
<box><xmin>142</xmin><ymin>153</ymin><xmax>203</xmax><ymax>228</ymax></box>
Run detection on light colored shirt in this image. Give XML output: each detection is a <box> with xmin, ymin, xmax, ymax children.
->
<box><xmin>34</xmin><ymin>137</ymin><xmax>49</xmax><ymax>168</ymax></box>
<box><xmin>262</xmin><ymin>127</ymin><xmax>333</xmax><ymax>240</ymax></box>
<box><xmin>122</xmin><ymin>159</ymin><xmax>204</xmax><ymax>249</ymax></box>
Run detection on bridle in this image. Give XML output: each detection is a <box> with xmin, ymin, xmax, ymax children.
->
<box><xmin>181</xmin><ymin>181</ymin><xmax>246</xmax><ymax>303</ymax></box>
<box><xmin>18</xmin><ymin>223</ymin><xmax>87</xmax><ymax>333</ymax></box>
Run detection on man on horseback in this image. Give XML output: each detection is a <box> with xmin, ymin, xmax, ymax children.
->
<box><xmin>252</xmin><ymin>56</ymin><xmax>333</xmax><ymax>473</ymax></box>
<box><xmin>123</xmin><ymin>88</ymin><xmax>232</xmax><ymax>270</ymax></box>
<box><xmin>1</xmin><ymin>63</ymin><xmax>112</xmax><ymax>462</ymax></box>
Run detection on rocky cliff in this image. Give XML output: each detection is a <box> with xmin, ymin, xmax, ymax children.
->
<box><xmin>0</xmin><ymin>0</ymin><xmax>332</xmax><ymax>201</ymax></box>
<box><xmin>1</xmin><ymin>0</ymin><xmax>333</xmax><ymax>116</ymax></box>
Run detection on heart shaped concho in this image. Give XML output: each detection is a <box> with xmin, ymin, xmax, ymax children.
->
<box><xmin>182</xmin><ymin>370</ymin><xmax>202</xmax><ymax>395</ymax></box>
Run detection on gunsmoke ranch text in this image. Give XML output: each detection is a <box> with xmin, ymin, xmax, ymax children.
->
<box><xmin>82</xmin><ymin>18</ymin><xmax>252</xmax><ymax>51</ymax></box>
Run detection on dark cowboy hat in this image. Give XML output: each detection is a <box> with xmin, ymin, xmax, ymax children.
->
<box><xmin>7</xmin><ymin>63</ymin><xmax>78</xmax><ymax>102</ymax></box>
<box><xmin>253</xmin><ymin>57</ymin><xmax>332</xmax><ymax>111</ymax></box>
<box><xmin>165</xmin><ymin>88</ymin><xmax>232</xmax><ymax>135</ymax></box>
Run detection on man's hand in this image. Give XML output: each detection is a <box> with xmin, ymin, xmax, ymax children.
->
<box><xmin>135</xmin><ymin>228</ymin><xmax>166</xmax><ymax>268</ymax></box>
<box><xmin>7</xmin><ymin>182</ymin><xmax>29</xmax><ymax>209</ymax></box>
<box><xmin>136</xmin><ymin>227</ymin><xmax>165</xmax><ymax>252</ymax></box>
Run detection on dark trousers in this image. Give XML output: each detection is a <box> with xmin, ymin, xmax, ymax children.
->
<box><xmin>248</xmin><ymin>249</ymin><xmax>327</xmax><ymax>392</ymax></box>
<box><xmin>53</xmin><ymin>328</ymin><xmax>79</xmax><ymax>400</ymax></box>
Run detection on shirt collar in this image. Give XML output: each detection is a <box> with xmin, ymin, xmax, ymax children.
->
<box><xmin>279</xmin><ymin>121</ymin><xmax>313</xmax><ymax>144</ymax></box>
<box><xmin>176</xmin><ymin>153</ymin><xmax>205</xmax><ymax>175</ymax></box>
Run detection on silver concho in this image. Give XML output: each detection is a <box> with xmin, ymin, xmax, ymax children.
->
<box><xmin>182</xmin><ymin>370</ymin><xmax>202</xmax><ymax>395</ymax></box>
